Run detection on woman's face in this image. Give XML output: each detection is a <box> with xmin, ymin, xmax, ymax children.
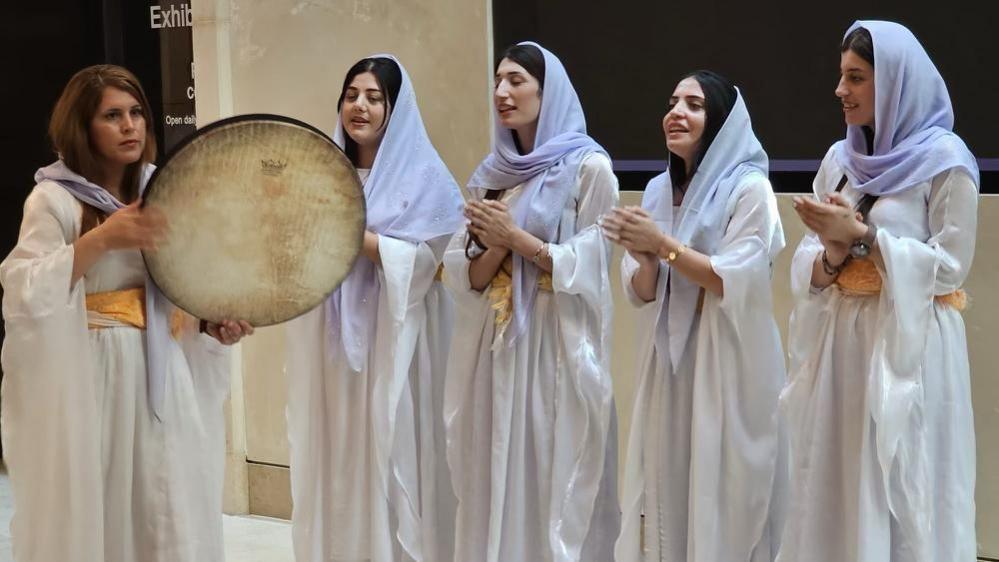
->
<box><xmin>90</xmin><ymin>86</ymin><xmax>146</xmax><ymax>170</ymax></box>
<box><xmin>494</xmin><ymin>58</ymin><xmax>542</xmax><ymax>130</ymax></box>
<box><xmin>662</xmin><ymin>77</ymin><xmax>706</xmax><ymax>164</ymax></box>
<box><xmin>341</xmin><ymin>71</ymin><xmax>389</xmax><ymax>149</ymax></box>
<box><xmin>835</xmin><ymin>49</ymin><xmax>876</xmax><ymax>128</ymax></box>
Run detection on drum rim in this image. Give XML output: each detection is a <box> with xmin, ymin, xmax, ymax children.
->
<box><xmin>140</xmin><ymin>113</ymin><xmax>366</xmax><ymax>326</ymax></box>
<box><xmin>142</xmin><ymin>112</ymin><xmax>344</xmax><ymax>207</ymax></box>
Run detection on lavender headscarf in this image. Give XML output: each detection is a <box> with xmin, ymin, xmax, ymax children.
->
<box><xmin>833</xmin><ymin>20</ymin><xmax>979</xmax><ymax>196</ymax></box>
<box><xmin>467</xmin><ymin>41</ymin><xmax>607</xmax><ymax>344</ymax></box>
<box><xmin>326</xmin><ymin>55</ymin><xmax>465</xmax><ymax>372</ymax></box>
<box><xmin>644</xmin><ymin>89</ymin><xmax>776</xmax><ymax>372</ymax></box>
<box><xmin>35</xmin><ymin>160</ymin><xmax>172</xmax><ymax>421</ymax></box>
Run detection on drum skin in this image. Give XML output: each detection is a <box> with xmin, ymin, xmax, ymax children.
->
<box><xmin>142</xmin><ymin>114</ymin><xmax>365</xmax><ymax>326</ymax></box>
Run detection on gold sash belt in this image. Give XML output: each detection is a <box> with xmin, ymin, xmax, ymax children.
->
<box><xmin>86</xmin><ymin>288</ymin><xmax>146</xmax><ymax>329</ymax></box>
<box><xmin>488</xmin><ymin>256</ymin><xmax>553</xmax><ymax>328</ymax></box>
<box><xmin>85</xmin><ymin>287</ymin><xmax>188</xmax><ymax>336</ymax></box>
<box><xmin>835</xmin><ymin>258</ymin><xmax>967</xmax><ymax>311</ymax></box>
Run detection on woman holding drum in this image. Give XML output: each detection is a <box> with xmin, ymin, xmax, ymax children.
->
<box><xmin>0</xmin><ymin>64</ymin><xmax>249</xmax><ymax>562</ymax></box>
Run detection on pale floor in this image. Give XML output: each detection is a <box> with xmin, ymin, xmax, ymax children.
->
<box><xmin>0</xmin><ymin>470</ymin><xmax>294</xmax><ymax>562</ymax></box>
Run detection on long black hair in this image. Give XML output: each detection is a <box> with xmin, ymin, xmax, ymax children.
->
<box><xmin>668</xmin><ymin>70</ymin><xmax>738</xmax><ymax>192</ymax></box>
<box><xmin>841</xmin><ymin>26</ymin><xmax>876</xmax><ymax>154</ymax></box>
<box><xmin>336</xmin><ymin>57</ymin><xmax>403</xmax><ymax>166</ymax></box>
<box><xmin>465</xmin><ymin>43</ymin><xmax>547</xmax><ymax>259</ymax></box>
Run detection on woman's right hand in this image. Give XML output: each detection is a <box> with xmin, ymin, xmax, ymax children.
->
<box><xmin>72</xmin><ymin>201</ymin><xmax>168</xmax><ymax>284</ymax></box>
<box><xmin>466</xmin><ymin>200</ymin><xmax>517</xmax><ymax>250</ymax></box>
<box><xmin>95</xmin><ymin>200</ymin><xmax>168</xmax><ymax>251</ymax></box>
<box><xmin>628</xmin><ymin>248</ymin><xmax>660</xmax><ymax>268</ymax></box>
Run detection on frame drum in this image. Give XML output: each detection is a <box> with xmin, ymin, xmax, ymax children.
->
<box><xmin>142</xmin><ymin>114</ymin><xmax>365</xmax><ymax>326</ymax></box>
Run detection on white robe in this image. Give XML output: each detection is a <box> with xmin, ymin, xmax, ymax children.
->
<box><xmin>0</xmin><ymin>181</ymin><xmax>231</xmax><ymax>562</ymax></box>
<box><xmin>443</xmin><ymin>152</ymin><xmax>620</xmax><ymax>562</ymax></box>
<box><xmin>285</xmin><ymin>203</ymin><xmax>455</xmax><ymax>562</ymax></box>
<box><xmin>615</xmin><ymin>176</ymin><xmax>787</xmax><ymax>562</ymax></box>
<box><xmin>777</xmin><ymin>148</ymin><xmax>978</xmax><ymax>562</ymax></box>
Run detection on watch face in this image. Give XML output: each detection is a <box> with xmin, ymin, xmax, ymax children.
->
<box><xmin>850</xmin><ymin>241</ymin><xmax>871</xmax><ymax>258</ymax></box>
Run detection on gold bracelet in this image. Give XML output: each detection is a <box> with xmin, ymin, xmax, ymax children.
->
<box><xmin>664</xmin><ymin>243</ymin><xmax>686</xmax><ymax>264</ymax></box>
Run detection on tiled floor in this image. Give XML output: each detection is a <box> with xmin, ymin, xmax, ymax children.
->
<box><xmin>0</xmin><ymin>470</ymin><xmax>294</xmax><ymax>562</ymax></box>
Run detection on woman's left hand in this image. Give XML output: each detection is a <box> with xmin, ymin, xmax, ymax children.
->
<box><xmin>601</xmin><ymin>206</ymin><xmax>667</xmax><ymax>254</ymax></box>
<box><xmin>465</xmin><ymin>200</ymin><xmax>518</xmax><ymax>249</ymax></box>
<box><xmin>792</xmin><ymin>193</ymin><xmax>867</xmax><ymax>245</ymax></box>
<box><xmin>204</xmin><ymin>319</ymin><xmax>255</xmax><ymax>345</ymax></box>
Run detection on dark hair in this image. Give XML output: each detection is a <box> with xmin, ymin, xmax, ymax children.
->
<box><xmin>668</xmin><ymin>70</ymin><xmax>737</xmax><ymax>191</ymax></box>
<box><xmin>496</xmin><ymin>43</ymin><xmax>545</xmax><ymax>89</ymax></box>
<box><xmin>336</xmin><ymin>57</ymin><xmax>403</xmax><ymax>166</ymax></box>
<box><xmin>841</xmin><ymin>27</ymin><xmax>876</xmax><ymax>153</ymax></box>
<box><xmin>841</xmin><ymin>27</ymin><xmax>875</xmax><ymax>67</ymax></box>
<box><xmin>464</xmin><ymin>43</ymin><xmax>548</xmax><ymax>259</ymax></box>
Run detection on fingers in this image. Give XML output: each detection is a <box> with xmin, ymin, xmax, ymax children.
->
<box><xmin>624</xmin><ymin>205</ymin><xmax>651</xmax><ymax>218</ymax></box>
<box><xmin>792</xmin><ymin>196</ymin><xmax>822</xmax><ymax>213</ymax></box>
<box><xmin>602</xmin><ymin>226</ymin><xmax>621</xmax><ymax>243</ymax></box>
<box><xmin>481</xmin><ymin>199</ymin><xmax>508</xmax><ymax>212</ymax></box>
<box><xmin>477</xmin><ymin>200</ymin><xmax>510</xmax><ymax>220</ymax></box>
<box><xmin>467</xmin><ymin>223</ymin><xmax>488</xmax><ymax>240</ymax></box>
<box><xmin>465</xmin><ymin>203</ymin><xmax>505</xmax><ymax>229</ymax></box>
<box><xmin>612</xmin><ymin>207</ymin><xmax>650</xmax><ymax>225</ymax></box>
<box><xmin>792</xmin><ymin>197</ymin><xmax>827</xmax><ymax>225</ymax></box>
<box><xmin>217</xmin><ymin>319</ymin><xmax>256</xmax><ymax>343</ymax></box>
<box><xmin>808</xmin><ymin>201</ymin><xmax>840</xmax><ymax>217</ymax></box>
<box><xmin>600</xmin><ymin>212</ymin><xmax>624</xmax><ymax>229</ymax></box>
<box><xmin>464</xmin><ymin>202</ymin><xmax>488</xmax><ymax>222</ymax></box>
<box><xmin>219</xmin><ymin>321</ymin><xmax>237</xmax><ymax>343</ymax></box>
<box><xmin>210</xmin><ymin>319</ymin><xmax>251</xmax><ymax>345</ymax></box>
<box><xmin>599</xmin><ymin>215</ymin><xmax>624</xmax><ymax>242</ymax></box>
<box><xmin>826</xmin><ymin>193</ymin><xmax>851</xmax><ymax>208</ymax></box>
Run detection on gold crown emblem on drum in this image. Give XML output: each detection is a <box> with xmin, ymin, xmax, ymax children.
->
<box><xmin>260</xmin><ymin>158</ymin><xmax>288</xmax><ymax>176</ymax></box>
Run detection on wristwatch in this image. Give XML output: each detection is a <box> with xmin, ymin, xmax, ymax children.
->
<box><xmin>849</xmin><ymin>223</ymin><xmax>878</xmax><ymax>258</ymax></box>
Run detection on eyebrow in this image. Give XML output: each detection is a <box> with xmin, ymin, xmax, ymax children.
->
<box><xmin>495</xmin><ymin>70</ymin><xmax>525</xmax><ymax>79</ymax></box>
<box><xmin>346</xmin><ymin>86</ymin><xmax>384</xmax><ymax>93</ymax></box>
<box><xmin>669</xmin><ymin>95</ymin><xmax>705</xmax><ymax>102</ymax></box>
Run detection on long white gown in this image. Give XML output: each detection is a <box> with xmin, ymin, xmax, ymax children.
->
<box><xmin>615</xmin><ymin>176</ymin><xmax>787</xmax><ymax>562</ymax></box>
<box><xmin>285</xmin><ymin>165</ymin><xmax>456</xmax><ymax>562</ymax></box>
<box><xmin>0</xmin><ymin>180</ymin><xmax>231</xmax><ymax>562</ymax></box>
<box><xmin>443</xmin><ymin>152</ymin><xmax>620</xmax><ymax>562</ymax></box>
<box><xmin>778</xmin><ymin>148</ymin><xmax>978</xmax><ymax>562</ymax></box>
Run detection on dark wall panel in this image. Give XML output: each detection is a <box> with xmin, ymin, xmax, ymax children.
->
<box><xmin>493</xmin><ymin>0</ymin><xmax>999</xmax><ymax>190</ymax></box>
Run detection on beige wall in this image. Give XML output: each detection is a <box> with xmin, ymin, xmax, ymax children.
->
<box><xmin>225</xmin><ymin>194</ymin><xmax>999</xmax><ymax>556</ymax></box>
<box><xmin>191</xmin><ymin>0</ymin><xmax>494</xmax><ymax>512</ymax></box>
